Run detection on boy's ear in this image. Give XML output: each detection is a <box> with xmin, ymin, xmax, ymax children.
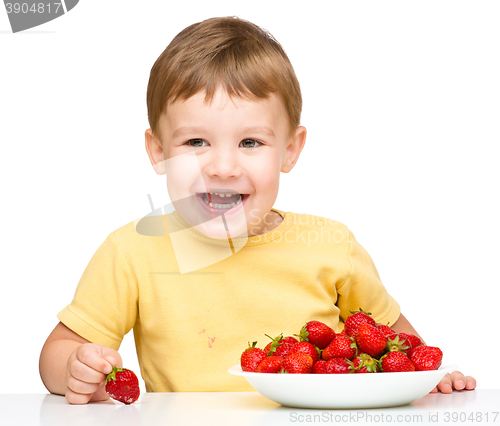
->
<box><xmin>281</xmin><ymin>126</ymin><xmax>307</xmax><ymax>173</ymax></box>
<box><xmin>145</xmin><ymin>129</ymin><xmax>166</xmax><ymax>175</ymax></box>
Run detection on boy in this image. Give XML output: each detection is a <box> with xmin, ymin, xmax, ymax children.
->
<box><xmin>39</xmin><ymin>17</ymin><xmax>475</xmax><ymax>404</ymax></box>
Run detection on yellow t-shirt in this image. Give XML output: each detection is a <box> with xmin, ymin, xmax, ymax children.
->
<box><xmin>58</xmin><ymin>209</ymin><xmax>400</xmax><ymax>392</ymax></box>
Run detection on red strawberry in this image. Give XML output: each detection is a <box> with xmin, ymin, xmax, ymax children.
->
<box><xmin>256</xmin><ymin>356</ymin><xmax>283</xmax><ymax>373</ymax></box>
<box><xmin>322</xmin><ymin>335</ymin><xmax>357</xmax><ymax>361</ymax></box>
<box><xmin>355</xmin><ymin>323</ymin><xmax>388</xmax><ymax>358</ymax></box>
<box><xmin>399</xmin><ymin>332</ymin><xmax>423</xmax><ymax>354</ymax></box>
<box><xmin>288</xmin><ymin>341</ymin><xmax>320</xmax><ymax>363</ymax></box>
<box><xmin>349</xmin><ymin>353</ymin><xmax>380</xmax><ymax>373</ymax></box>
<box><xmin>105</xmin><ymin>367</ymin><xmax>140</xmax><ymax>405</ymax></box>
<box><xmin>297</xmin><ymin>321</ymin><xmax>336</xmax><ymax>349</ymax></box>
<box><xmin>386</xmin><ymin>334</ymin><xmax>412</xmax><ymax>357</ymax></box>
<box><xmin>240</xmin><ymin>341</ymin><xmax>267</xmax><ymax>372</ymax></box>
<box><xmin>410</xmin><ymin>346</ymin><xmax>443</xmax><ymax>371</ymax></box>
<box><xmin>325</xmin><ymin>358</ymin><xmax>351</xmax><ymax>374</ymax></box>
<box><xmin>283</xmin><ymin>353</ymin><xmax>314</xmax><ymax>374</ymax></box>
<box><xmin>344</xmin><ymin>309</ymin><xmax>376</xmax><ymax>338</ymax></box>
<box><xmin>264</xmin><ymin>334</ymin><xmax>298</xmax><ymax>359</ymax></box>
<box><xmin>377</xmin><ymin>324</ymin><xmax>397</xmax><ymax>338</ymax></box>
<box><xmin>380</xmin><ymin>351</ymin><xmax>416</xmax><ymax>372</ymax></box>
<box><xmin>312</xmin><ymin>359</ymin><xmax>328</xmax><ymax>374</ymax></box>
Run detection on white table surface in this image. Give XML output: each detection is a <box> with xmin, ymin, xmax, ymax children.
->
<box><xmin>1</xmin><ymin>390</ymin><xmax>498</xmax><ymax>426</ymax></box>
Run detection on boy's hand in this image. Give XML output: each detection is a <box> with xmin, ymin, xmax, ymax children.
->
<box><xmin>431</xmin><ymin>371</ymin><xmax>476</xmax><ymax>394</ymax></box>
<box><xmin>65</xmin><ymin>343</ymin><xmax>122</xmax><ymax>404</ymax></box>
<box><xmin>391</xmin><ymin>315</ymin><xmax>477</xmax><ymax>394</ymax></box>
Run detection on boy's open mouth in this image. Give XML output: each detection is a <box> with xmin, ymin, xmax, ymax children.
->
<box><xmin>197</xmin><ymin>191</ymin><xmax>247</xmax><ymax>209</ymax></box>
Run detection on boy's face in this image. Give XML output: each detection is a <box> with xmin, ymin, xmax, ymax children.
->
<box><xmin>145</xmin><ymin>87</ymin><xmax>306</xmax><ymax>239</ymax></box>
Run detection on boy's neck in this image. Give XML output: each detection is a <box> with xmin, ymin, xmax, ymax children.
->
<box><xmin>246</xmin><ymin>210</ymin><xmax>283</xmax><ymax>237</ymax></box>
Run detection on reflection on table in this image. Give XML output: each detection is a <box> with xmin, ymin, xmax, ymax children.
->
<box><xmin>0</xmin><ymin>389</ymin><xmax>494</xmax><ymax>426</ymax></box>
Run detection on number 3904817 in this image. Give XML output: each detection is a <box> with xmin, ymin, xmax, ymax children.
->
<box><xmin>5</xmin><ymin>3</ymin><xmax>62</xmax><ymax>14</ymax></box>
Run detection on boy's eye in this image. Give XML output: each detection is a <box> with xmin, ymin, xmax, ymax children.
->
<box><xmin>240</xmin><ymin>139</ymin><xmax>262</xmax><ymax>148</ymax></box>
<box><xmin>186</xmin><ymin>139</ymin><xmax>208</xmax><ymax>147</ymax></box>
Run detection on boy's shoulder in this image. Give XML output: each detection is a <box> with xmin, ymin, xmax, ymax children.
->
<box><xmin>109</xmin><ymin>214</ymin><xmax>168</xmax><ymax>243</ymax></box>
<box><xmin>281</xmin><ymin>210</ymin><xmax>351</xmax><ymax>232</ymax></box>
<box><xmin>278</xmin><ymin>210</ymin><xmax>355</xmax><ymax>249</ymax></box>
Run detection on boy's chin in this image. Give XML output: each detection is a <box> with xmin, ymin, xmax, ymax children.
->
<box><xmin>193</xmin><ymin>222</ymin><xmax>248</xmax><ymax>240</ymax></box>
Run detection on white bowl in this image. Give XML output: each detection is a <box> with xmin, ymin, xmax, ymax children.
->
<box><xmin>228</xmin><ymin>364</ymin><xmax>456</xmax><ymax>409</ymax></box>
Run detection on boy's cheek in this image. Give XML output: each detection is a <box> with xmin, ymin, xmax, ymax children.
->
<box><xmin>165</xmin><ymin>152</ymin><xmax>206</xmax><ymax>197</ymax></box>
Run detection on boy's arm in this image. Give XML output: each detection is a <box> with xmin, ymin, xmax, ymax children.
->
<box><xmin>39</xmin><ymin>322</ymin><xmax>122</xmax><ymax>404</ymax></box>
<box><xmin>392</xmin><ymin>313</ymin><xmax>476</xmax><ymax>393</ymax></box>
<box><xmin>391</xmin><ymin>312</ymin><xmax>426</xmax><ymax>343</ymax></box>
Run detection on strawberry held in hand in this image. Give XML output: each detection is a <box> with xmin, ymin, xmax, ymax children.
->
<box><xmin>105</xmin><ymin>367</ymin><xmax>140</xmax><ymax>405</ymax></box>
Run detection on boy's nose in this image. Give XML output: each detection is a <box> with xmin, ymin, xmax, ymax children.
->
<box><xmin>204</xmin><ymin>149</ymin><xmax>242</xmax><ymax>180</ymax></box>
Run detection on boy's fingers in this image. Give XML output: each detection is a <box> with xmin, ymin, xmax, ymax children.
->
<box><xmin>463</xmin><ymin>375</ymin><xmax>477</xmax><ymax>390</ymax></box>
<box><xmin>436</xmin><ymin>373</ymin><xmax>453</xmax><ymax>394</ymax></box>
<box><xmin>430</xmin><ymin>371</ymin><xmax>476</xmax><ymax>394</ymax></box>
<box><xmin>67</xmin><ymin>376</ymin><xmax>101</xmax><ymax>395</ymax></box>
<box><xmin>76</xmin><ymin>347</ymin><xmax>113</xmax><ymax>374</ymax></box>
<box><xmin>100</xmin><ymin>346</ymin><xmax>123</xmax><ymax>369</ymax></box>
<box><xmin>65</xmin><ymin>389</ymin><xmax>93</xmax><ymax>405</ymax></box>
<box><xmin>448</xmin><ymin>371</ymin><xmax>476</xmax><ymax>391</ymax></box>
<box><xmin>89</xmin><ymin>386</ymin><xmax>111</xmax><ymax>402</ymax></box>
<box><xmin>451</xmin><ymin>371</ymin><xmax>476</xmax><ymax>390</ymax></box>
<box><xmin>450</xmin><ymin>371</ymin><xmax>466</xmax><ymax>390</ymax></box>
<box><xmin>103</xmin><ymin>355</ymin><xmax>120</xmax><ymax>369</ymax></box>
<box><xmin>69</xmin><ymin>359</ymin><xmax>107</xmax><ymax>384</ymax></box>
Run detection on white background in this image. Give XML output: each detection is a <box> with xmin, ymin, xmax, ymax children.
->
<box><xmin>1</xmin><ymin>0</ymin><xmax>499</xmax><ymax>394</ymax></box>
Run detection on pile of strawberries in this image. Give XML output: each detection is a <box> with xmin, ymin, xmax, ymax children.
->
<box><xmin>240</xmin><ymin>309</ymin><xmax>443</xmax><ymax>374</ymax></box>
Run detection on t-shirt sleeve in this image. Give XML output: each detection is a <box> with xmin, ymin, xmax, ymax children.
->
<box><xmin>336</xmin><ymin>230</ymin><xmax>400</xmax><ymax>326</ymax></box>
<box><xmin>57</xmin><ymin>231</ymin><xmax>138</xmax><ymax>350</ymax></box>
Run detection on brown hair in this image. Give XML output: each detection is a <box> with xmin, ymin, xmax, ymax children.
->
<box><xmin>146</xmin><ymin>16</ymin><xmax>302</xmax><ymax>137</ymax></box>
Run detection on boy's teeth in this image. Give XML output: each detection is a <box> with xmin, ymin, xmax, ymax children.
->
<box><xmin>209</xmin><ymin>192</ymin><xmax>235</xmax><ymax>197</ymax></box>
<box><xmin>202</xmin><ymin>193</ymin><xmax>242</xmax><ymax>208</ymax></box>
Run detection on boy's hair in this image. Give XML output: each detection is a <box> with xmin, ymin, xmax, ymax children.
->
<box><xmin>147</xmin><ymin>16</ymin><xmax>302</xmax><ymax>137</ymax></box>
